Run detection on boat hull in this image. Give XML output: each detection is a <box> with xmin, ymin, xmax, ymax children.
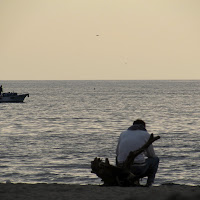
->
<box><xmin>0</xmin><ymin>94</ymin><xmax>29</xmax><ymax>103</ymax></box>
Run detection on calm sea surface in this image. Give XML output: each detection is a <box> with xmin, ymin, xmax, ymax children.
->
<box><xmin>0</xmin><ymin>80</ymin><xmax>199</xmax><ymax>185</ymax></box>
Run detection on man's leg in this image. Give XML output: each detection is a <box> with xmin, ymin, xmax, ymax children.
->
<box><xmin>130</xmin><ymin>157</ymin><xmax>159</xmax><ymax>186</ymax></box>
<box><xmin>144</xmin><ymin>157</ymin><xmax>159</xmax><ymax>186</ymax></box>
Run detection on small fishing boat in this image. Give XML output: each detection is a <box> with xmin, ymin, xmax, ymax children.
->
<box><xmin>0</xmin><ymin>92</ymin><xmax>29</xmax><ymax>103</ymax></box>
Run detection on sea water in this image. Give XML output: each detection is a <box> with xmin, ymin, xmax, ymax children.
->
<box><xmin>0</xmin><ymin>80</ymin><xmax>199</xmax><ymax>185</ymax></box>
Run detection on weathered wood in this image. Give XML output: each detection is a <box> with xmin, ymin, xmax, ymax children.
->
<box><xmin>91</xmin><ymin>133</ymin><xmax>160</xmax><ymax>186</ymax></box>
<box><xmin>91</xmin><ymin>157</ymin><xmax>137</xmax><ymax>186</ymax></box>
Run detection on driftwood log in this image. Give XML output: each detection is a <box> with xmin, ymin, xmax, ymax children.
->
<box><xmin>91</xmin><ymin>133</ymin><xmax>160</xmax><ymax>186</ymax></box>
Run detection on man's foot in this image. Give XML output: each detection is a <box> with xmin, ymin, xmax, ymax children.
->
<box><xmin>145</xmin><ymin>183</ymin><xmax>153</xmax><ymax>187</ymax></box>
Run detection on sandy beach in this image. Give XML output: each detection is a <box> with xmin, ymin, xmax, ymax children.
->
<box><xmin>0</xmin><ymin>183</ymin><xmax>199</xmax><ymax>200</ymax></box>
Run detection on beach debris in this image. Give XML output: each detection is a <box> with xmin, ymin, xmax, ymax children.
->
<box><xmin>91</xmin><ymin>157</ymin><xmax>137</xmax><ymax>186</ymax></box>
<box><xmin>91</xmin><ymin>133</ymin><xmax>160</xmax><ymax>186</ymax></box>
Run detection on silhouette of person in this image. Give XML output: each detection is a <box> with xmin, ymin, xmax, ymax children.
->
<box><xmin>0</xmin><ymin>85</ymin><xmax>3</xmax><ymax>95</ymax></box>
<box><xmin>116</xmin><ymin>119</ymin><xmax>159</xmax><ymax>187</ymax></box>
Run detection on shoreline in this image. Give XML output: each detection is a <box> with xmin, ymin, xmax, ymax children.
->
<box><xmin>0</xmin><ymin>183</ymin><xmax>199</xmax><ymax>200</ymax></box>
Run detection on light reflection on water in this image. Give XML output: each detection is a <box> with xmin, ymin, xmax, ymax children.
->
<box><xmin>0</xmin><ymin>80</ymin><xmax>199</xmax><ymax>185</ymax></box>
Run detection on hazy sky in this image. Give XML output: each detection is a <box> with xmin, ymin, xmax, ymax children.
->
<box><xmin>1</xmin><ymin>0</ymin><xmax>200</xmax><ymax>80</ymax></box>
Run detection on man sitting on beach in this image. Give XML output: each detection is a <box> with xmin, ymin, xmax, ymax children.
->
<box><xmin>0</xmin><ymin>85</ymin><xmax>3</xmax><ymax>95</ymax></box>
<box><xmin>116</xmin><ymin>119</ymin><xmax>159</xmax><ymax>187</ymax></box>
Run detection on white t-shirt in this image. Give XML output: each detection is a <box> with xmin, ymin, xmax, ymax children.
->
<box><xmin>116</xmin><ymin>129</ymin><xmax>156</xmax><ymax>164</ymax></box>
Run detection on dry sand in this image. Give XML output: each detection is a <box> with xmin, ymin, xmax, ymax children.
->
<box><xmin>0</xmin><ymin>183</ymin><xmax>199</xmax><ymax>200</ymax></box>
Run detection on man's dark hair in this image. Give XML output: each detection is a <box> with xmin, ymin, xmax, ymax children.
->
<box><xmin>133</xmin><ymin>119</ymin><xmax>146</xmax><ymax>128</ymax></box>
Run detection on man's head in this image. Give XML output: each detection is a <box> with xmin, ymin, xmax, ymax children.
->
<box><xmin>133</xmin><ymin>119</ymin><xmax>146</xmax><ymax>128</ymax></box>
